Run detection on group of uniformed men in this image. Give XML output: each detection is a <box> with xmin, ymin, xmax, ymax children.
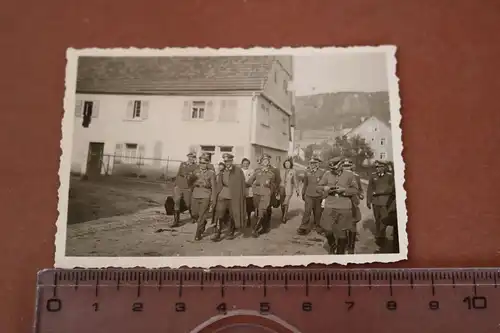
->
<box><xmin>168</xmin><ymin>150</ymin><xmax>397</xmax><ymax>254</ymax></box>
<box><xmin>297</xmin><ymin>155</ymin><xmax>397</xmax><ymax>254</ymax></box>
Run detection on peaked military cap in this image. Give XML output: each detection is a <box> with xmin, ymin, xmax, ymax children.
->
<box><xmin>222</xmin><ymin>153</ymin><xmax>234</xmax><ymax>161</ymax></box>
<box><xmin>329</xmin><ymin>156</ymin><xmax>345</xmax><ymax>165</ymax></box>
<box><xmin>187</xmin><ymin>152</ymin><xmax>197</xmax><ymax>158</ymax></box>
<box><xmin>199</xmin><ymin>155</ymin><xmax>210</xmax><ymax>163</ymax></box>
<box><xmin>374</xmin><ymin>160</ymin><xmax>388</xmax><ymax>166</ymax></box>
<box><xmin>199</xmin><ymin>152</ymin><xmax>211</xmax><ymax>159</ymax></box>
<box><xmin>310</xmin><ymin>156</ymin><xmax>322</xmax><ymax>163</ymax></box>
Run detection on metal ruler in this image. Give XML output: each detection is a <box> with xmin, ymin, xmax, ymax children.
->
<box><xmin>35</xmin><ymin>268</ymin><xmax>500</xmax><ymax>333</ymax></box>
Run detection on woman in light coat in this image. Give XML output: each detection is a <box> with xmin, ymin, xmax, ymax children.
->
<box><xmin>279</xmin><ymin>158</ymin><xmax>300</xmax><ymax>223</ymax></box>
<box><xmin>241</xmin><ymin>158</ymin><xmax>255</xmax><ymax>227</ymax></box>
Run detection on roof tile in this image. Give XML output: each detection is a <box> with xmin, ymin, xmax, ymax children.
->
<box><xmin>76</xmin><ymin>56</ymin><xmax>274</xmax><ymax>95</ymax></box>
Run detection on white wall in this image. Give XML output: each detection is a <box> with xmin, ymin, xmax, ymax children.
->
<box><xmin>252</xmin><ymin>95</ymin><xmax>291</xmax><ymax>153</ymax></box>
<box><xmin>347</xmin><ymin>116</ymin><xmax>393</xmax><ymax>161</ymax></box>
<box><xmin>71</xmin><ymin>94</ymin><xmax>253</xmax><ymax>176</ymax></box>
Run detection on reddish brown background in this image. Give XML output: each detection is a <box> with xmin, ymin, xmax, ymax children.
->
<box><xmin>2</xmin><ymin>0</ymin><xmax>500</xmax><ymax>332</ymax></box>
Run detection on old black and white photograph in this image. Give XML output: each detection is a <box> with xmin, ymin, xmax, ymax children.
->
<box><xmin>55</xmin><ymin>47</ymin><xmax>406</xmax><ymax>268</ymax></box>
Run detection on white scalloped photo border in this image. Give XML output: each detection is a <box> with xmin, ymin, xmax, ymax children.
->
<box><xmin>55</xmin><ymin>46</ymin><xmax>407</xmax><ymax>268</ymax></box>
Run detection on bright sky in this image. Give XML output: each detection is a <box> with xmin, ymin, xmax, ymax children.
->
<box><xmin>293</xmin><ymin>52</ymin><xmax>389</xmax><ymax>96</ymax></box>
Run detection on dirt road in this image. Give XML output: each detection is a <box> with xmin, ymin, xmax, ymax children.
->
<box><xmin>66</xmin><ymin>191</ymin><xmax>381</xmax><ymax>257</ymax></box>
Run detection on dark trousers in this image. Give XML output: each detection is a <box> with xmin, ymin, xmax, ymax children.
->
<box><xmin>373</xmin><ymin>205</ymin><xmax>389</xmax><ymax>238</ymax></box>
<box><xmin>215</xmin><ymin>198</ymin><xmax>235</xmax><ymax>231</ymax></box>
<box><xmin>173</xmin><ymin>188</ymin><xmax>192</xmax><ymax>212</ymax></box>
<box><xmin>192</xmin><ymin>197</ymin><xmax>210</xmax><ymax>229</ymax></box>
<box><xmin>299</xmin><ymin>195</ymin><xmax>323</xmax><ymax>231</ymax></box>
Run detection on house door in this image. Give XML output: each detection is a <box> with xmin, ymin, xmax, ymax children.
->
<box><xmin>86</xmin><ymin>142</ymin><xmax>104</xmax><ymax>177</ymax></box>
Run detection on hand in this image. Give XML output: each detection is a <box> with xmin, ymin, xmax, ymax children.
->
<box><xmin>359</xmin><ymin>194</ymin><xmax>365</xmax><ymax>200</ymax></box>
<box><xmin>367</xmin><ymin>203</ymin><xmax>372</xmax><ymax>209</ymax></box>
<box><xmin>323</xmin><ymin>186</ymin><xmax>330</xmax><ymax>192</ymax></box>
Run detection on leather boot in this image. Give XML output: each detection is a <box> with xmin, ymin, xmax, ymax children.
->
<box><xmin>281</xmin><ymin>205</ymin><xmax>288</xmax><ymax>223</ymax></box>
<box><xmin>194</xmin><ymin>220</ymin><xmax>206</xmax><ymax>241</ymax></box>
<box><xmin>172</xmin><ymin>211</ymin><xmax>180</xmax><ymax>227</ymax></box>
<box><xmin>252</xmin><ymin>217</ymin><xmax>264</xmax><ymax>238</ymax></box>
<box><xmin>347</xmin><ymin>231</ymin><xmax>356</xmax><ymax>254</ymax></box>
<box><xmin>326</xmin><ymin>233</ymin><xmax>336</xmax><ymax>254</ymax></box>
<box><xmin>375</xmin><ymin>237</ymin><xmax>386</xmax><ymax>253</ymax></box>
<box><xmin>336</xmin><ymin>238</ymin><xmax>348</xmax><ymax>255</ymax></box>
<box><xmin>211</xmin><ymin>221</ymin><xmax>222</xmax><ymax>242</ymax></box>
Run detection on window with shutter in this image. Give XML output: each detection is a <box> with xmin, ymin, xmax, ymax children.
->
<box><xmin>191</xmin><ymin>101</ymin><xmax>206</xmax><ymax>120</ymax></box>
<box><xmin>75</xmin><ymin>100</ymin><xmax>83</xmax><ymax>117</ymax></box>
<box><xmin>132</xmin><ymin>101</ymin><xmax>142</xmax><ymax>119</ymax></box>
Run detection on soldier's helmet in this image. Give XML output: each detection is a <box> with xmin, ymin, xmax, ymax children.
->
<box><xmin>187</xmin><ymin>152</ymin><xmax>197</xmax><ymax>158</ymax></box>
<box><xmin>222</xmin><ymin>153</ymin><xmax>234</xmax><ymax>161</ymax></box>
<box><xmin>328</xmin><ymin>156</ymin><xmax>345</xmax><ymax>169</ymax></box>
<box><xmin>374</xmin><ymin>160</ymin><xmax>387</xmax><ymax>167</ymax></box>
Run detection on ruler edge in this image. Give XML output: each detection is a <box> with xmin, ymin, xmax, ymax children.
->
<box><xmin>33</xmin><ymin>267</ymin><xmax>500</xmax><ymax>333</ymax></box>
<box><xmin>35</xmin><ymin>267</ymin><xmax>500</xmax><ymax>285</ymax></box>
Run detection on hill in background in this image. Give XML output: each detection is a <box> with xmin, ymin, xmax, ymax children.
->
<box><xmin>294</xmin><ymin>91</ymin><xmax>391</xmax><ymax>131</ymax></box>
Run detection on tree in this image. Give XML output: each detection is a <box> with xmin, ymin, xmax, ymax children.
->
<box><xmin>330</xmin><ymin>135</ymin><xmax>374</xmax><ymax>170</ymax></box>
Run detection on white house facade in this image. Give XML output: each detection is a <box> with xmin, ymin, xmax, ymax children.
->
<box><xmin>71</xmin><ymin>56</ymin><xmax>294</xmax><ymax>179</ymax></box>
<box><xmin>345</xmin><ymin>116</ymin><xmax>393</xmax><ymax>162</ymax></box>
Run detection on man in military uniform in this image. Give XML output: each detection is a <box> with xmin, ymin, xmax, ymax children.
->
<box><xmin>318</xmin><ymin>156</ymin><xmax>359</xmax><ymax>254</ymax></box>
<box><xmin>213</xmin><ymin>153</ymin><xmax>247</xmax><ymax>242</ymax></box>
<box><xmin>172</xmin><ymin>152</ymin><xmax>198</xmax><ymax>227</ymax></box>
<box><xmin>297</xmin><ymin>156</ymin><xmax>326</xmax><ymax>235</ymax></box>
<box><xmin>191</xmin><ymin>155</ymin><xmax>217</xmax><ymax>241</ymax></box>
<box><xmin>246</xmin><ymin>153</ymin><xmax>278</xmax><ymax>237</ymax></box>
<box><xmin>367</xmin><ymin>160</ymin><xmax>395</xmax><ymax>252</ymax></box>
<box><xmin>342</xmin><ymin>158</ymin><xmax>364</xmax><ymax>254</ymax></box>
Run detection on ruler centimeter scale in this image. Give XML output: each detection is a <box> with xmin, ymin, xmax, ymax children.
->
<box><xmin>35</xmin><ymin>268</ymin><xmax>500</xmax><ymax>333</ymax></box>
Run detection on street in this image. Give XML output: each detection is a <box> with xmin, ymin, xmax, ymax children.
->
<box><xmin>66</xmin><ymin>190</ymin><xmax>381</xmax><ymax>257</ymax></box>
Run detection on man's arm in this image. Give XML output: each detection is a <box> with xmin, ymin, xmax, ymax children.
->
<box><xmin>301</xmin><ymin>173</ymin><xmax>308</xmax><ymax>197</ymax></box>
<box><xmin>316</xmin><ymin>171</ymin><xmax>330</xmax><ymax>194</ymax></box>
<box><xmin>342</xmin><ymin>174</ymin><xmax>360</xmax><ymax>196</ymax></box>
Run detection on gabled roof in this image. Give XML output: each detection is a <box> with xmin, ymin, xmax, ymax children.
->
<box><xmin>345</xmin><ymin>115</ymin><xmax>391</xmax><ymax>136</ymax></box>
<box><xmin>76</xmin><ymin>56</ymin><xmax>274</xmax><ymax>95</ymax></box>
